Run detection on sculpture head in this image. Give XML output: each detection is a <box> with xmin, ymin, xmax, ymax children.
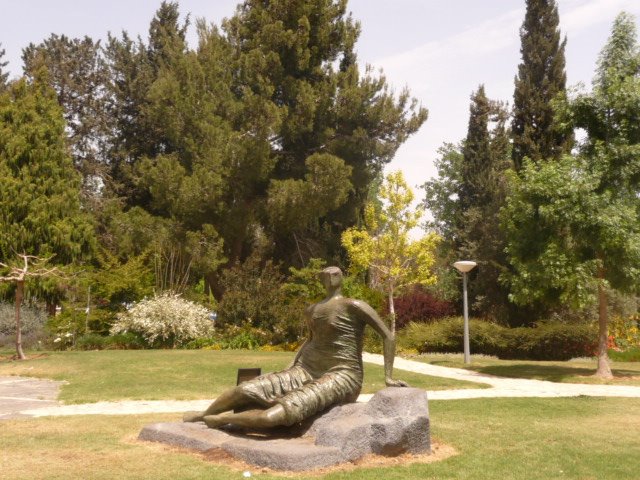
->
<box><xmin>319</xmin><ymin>266</ymin><xmax>343</xmax><ymax>290</ymax></box>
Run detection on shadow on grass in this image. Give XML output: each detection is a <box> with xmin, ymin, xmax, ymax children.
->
<box><xmin>471</xmin><ymin>364</ymin><xmax>640</xmax><ymax>382</ymax></box>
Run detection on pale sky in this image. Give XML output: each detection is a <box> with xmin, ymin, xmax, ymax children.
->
<box><xmin>2</xmin><ymin>0</ymin><xmax>640</xmax><ymax>201</ymax></box>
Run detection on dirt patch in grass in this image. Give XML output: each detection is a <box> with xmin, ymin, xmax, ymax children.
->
<box><xmin>0</xmin><ymin>353</ymin><xmax>49</xmax><ymax>362</ymax></box>
<box><xmin>138</xmin><ymin>437</ymin><xmax>457</xmax><ymax>476</ymax></box>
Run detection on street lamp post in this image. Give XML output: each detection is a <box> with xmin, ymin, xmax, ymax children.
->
<box><xmin>453</xmin><ymin>261</ymin><xmax>477</xmax><ymax>365</ymax></box>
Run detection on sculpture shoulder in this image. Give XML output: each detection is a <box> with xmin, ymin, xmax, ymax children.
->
<box><xmin>345</xmin><ymin>298</ymin><xmax>377</xmax><ymax>318</ymax></box>
<box><xmin>304</xmin><ymin>303</ymin><xmax>316</xmax><ymax>316</ymax></box>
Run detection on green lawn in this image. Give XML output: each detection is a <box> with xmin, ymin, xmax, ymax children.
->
<box><xmin>2</xmin><ymin>397</ymin><xmax>639</xmax><ymax>479</ymax></box>
<box><xmin>0</xmin><ymin>350</ymin><xmax>484</xmax><ymax>404</ymax></box>
<box><xmin>407</xmin><ymin>353</ymin><xmax>640</xmax><ymax>386</ymax></box>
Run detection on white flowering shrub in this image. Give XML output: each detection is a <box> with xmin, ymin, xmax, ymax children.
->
<box><xmin>110</xmin><ymin>293</ymin><xmax>213</xmax><ymax>348</ymax></box>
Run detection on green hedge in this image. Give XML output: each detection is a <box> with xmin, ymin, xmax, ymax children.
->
<box><xmin>399</xmin><ymin>317</ymin><xmax>597</xmax><ymax>361</ymax></box>
<box><xmin>609</xmin><ymin>347</ymin><xmax>640</xmax><ymax>362</ymax></box>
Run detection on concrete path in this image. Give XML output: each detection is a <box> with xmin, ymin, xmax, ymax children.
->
<box><xmin>3</xmin><ymin>353</ymin><xmax>640</xmax><ymax>419</ymax></box>
<box><xmin>364</xmin><ymin>352</ymin><xmax>640</xmax><ymax>400</ymax></box>
<box><xmin>0</xmin><ymin>376</ymin><xmax>64</xmax><ymax>419</ymax></box>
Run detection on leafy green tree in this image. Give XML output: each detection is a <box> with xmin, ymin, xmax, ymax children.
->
<box><xmin>504</xmin><ymin>12</ymin><xmax>640</xmax><ymax>378</ymax></box>
<box><xmin>422</xmin><ymin>143</ymin><xmax>464</xmax><ymax>245</ymax></box>
<box><xmin>503</xmin><ymin>156</ymin><xmax>640</xmax><ymax>378</ymax></box>
<box><xmin>511</xmin><ymin>0</ymin><xmax>571</xmax><ymax>170</ymax></box>
<box><xmin>342</xmin><ymin>171</ymin><xmax>439</xmax><ymax>334</ymax></box>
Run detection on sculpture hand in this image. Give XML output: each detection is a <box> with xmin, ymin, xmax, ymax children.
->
<box><xmin>385</xmin><ymin>378</ymin><xmax>409</xmax><ymax>387</ymax></box>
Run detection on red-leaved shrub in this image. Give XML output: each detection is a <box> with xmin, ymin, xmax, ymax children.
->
<box><xmin>392</xmin><ymin>287</ymin><xmax>455</xmax><ymax>329</ymax></box>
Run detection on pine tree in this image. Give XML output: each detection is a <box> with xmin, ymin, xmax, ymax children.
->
<box><xmin>105</xmin><ymin>1</ymin><xmax>189</xmax><ymax>197</ymax></box>
<box><xmin>223</xmin><ymin>0</ymin><xmax>427</xmax><ymax>265</ymax></box>
<box><xmin>22</xmin><ymin>34</ymin><xmax>110</xmax><ymax>207</ymax></box>
<box><xmin>511</xmin><ymin>0</ymin><xmax>570</xmax><ymax>170</ymax></box>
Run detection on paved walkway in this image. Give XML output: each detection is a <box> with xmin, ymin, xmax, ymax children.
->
<box><xmin>0</xmin><ymin>376</ymin><xmax>63</xmax><ymax>419</ymax></box>
<box><xmin>364</xmin><ymin>352</ymin><xmax>640</xmax><ymax>400</ymax></box>
<box><xmin>2</xmin><ymin>353</ymin><xmax>640</xmax><ymax>419</ymax></box>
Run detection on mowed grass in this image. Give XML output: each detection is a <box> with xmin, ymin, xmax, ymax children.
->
<box><xmin>2</xmin><ymin>397</ymin><xmax>639</xmax><ymax>479</ymax></box>
<box><xmin>409</xmin><ymin>353</ymin><xmax>640</xmax><ymax>386</ymax></box>
<box><xmin>0</xmin><ymin>350</ymin><xmax>485</xmax><ymax>404</ymax></box>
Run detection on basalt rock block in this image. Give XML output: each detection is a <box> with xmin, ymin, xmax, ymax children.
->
<box><xmin>311</xmin><ymin>387</ymin><xmax>430</xmax><ymax>458</ymax></box>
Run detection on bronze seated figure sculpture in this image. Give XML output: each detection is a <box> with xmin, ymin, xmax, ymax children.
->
<box><xmin>184</xmin><ymin>266</ymin><xmax>407</xmax><ymax>429</ymax></box>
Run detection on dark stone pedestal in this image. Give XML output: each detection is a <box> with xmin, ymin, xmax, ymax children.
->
<box><xmin>139</xmin><ymin>387</ymin><xmax>430</xmax><ymax>471</ymax></box>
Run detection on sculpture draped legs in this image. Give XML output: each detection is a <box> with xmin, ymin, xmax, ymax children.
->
<box><xmin>184</xmin><ymin>365</ymin><xmax>361</xmax><ymax>428</ymax></box>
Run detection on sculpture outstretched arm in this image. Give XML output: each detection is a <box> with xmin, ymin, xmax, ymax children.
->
<box><xmin>353</xmin><ymin>300</ymin><xmax>408</xmax><ymax>387</ymax></box>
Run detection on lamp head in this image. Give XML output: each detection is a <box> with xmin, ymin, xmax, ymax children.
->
<box><xmin>453</xmin><ymin>261</ymin><xmax>477</xmax><ymax>273</ymax></box>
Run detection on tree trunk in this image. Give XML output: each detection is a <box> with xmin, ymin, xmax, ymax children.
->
<box><xmin>388</xmin><ymin>289</ymin><xmax>396</xmax><ymax>336</ymax></box>
<box><xmin>205</xmin><ymin>272</ymin><xmax>223</xmax><ymax>301</ymax></box>
<box><xmin>46</xmin><ymin>300</ymin><xmax>57</xmax><ymax>317</ymax></box>
<box><xmin>595</xmin><ymin>273</ymin><xmax>613</xmax><ymax>379</ymax></box>
<box><xmin>15</xmin><ymin>280</ymin><xmax>26</xmax><ymax>360</ymax></box>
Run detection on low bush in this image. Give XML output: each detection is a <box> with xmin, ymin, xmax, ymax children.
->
<box><xmin>110</xmin><ymin>293</ymin><xmax>213</xmax><ymax>348</ymax></box>
<box><xmin>184</xmin><ymin>324</ymin><xmax>273</xmax><ymax>350</ymax></box>
<box><xmin>0</xmin><ymin>302</ymin><xmax>46</xmax><ymax>335</ymax></box>
<box><xmin>74</xmin><ymin>332</ymin><xmax>146</xmax><ymax>350</ymax></box>
<box><xmin>0</xmin><ymin>302</ymin><xmax>47</xmax><ymax>349</ymax></box>
<box><xmin>75</xmin><ymin>333</ymin><xmax>108</xmax><ymax>350</ymax></box>
<box><xmin>400</xmin><ymin>317</ymin><xmax>597</xmax><ymax>361</ymax></box>
<box><xmin>505</xmin><ymin>321</ymin><xmax>597</xmax><ymax>361</ymax></box>
<box><xmin>400</xmin><ymin>317</ymin><xmax>504</xmax><ymax>355</ymax></box>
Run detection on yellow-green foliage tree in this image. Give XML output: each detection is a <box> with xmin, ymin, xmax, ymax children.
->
<box><xmin>342</xmin><ymin>171</ymin><xmax>439</xmax><ymax>334</ymax></box>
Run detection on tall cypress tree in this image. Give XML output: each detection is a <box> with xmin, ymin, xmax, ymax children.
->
<box><xmin>425</xmin><ymin>86</ymin><xmax>512</xmax><ymax>320</ymax></box>
<box><xmin>460</xmin><ymin>85</ymin><xmax>493</xmax><ymax>214</ymax></box>
<box><xmin>0</xmin><ymin>44</ymin><xmax>8</xmax><ymax>91</ymax></box>
<box><xmin>460</xmin><ymin>86</ymin><xmax>512</xmax><ymax>320</ymax></box>
<box><xmin>0</xmin><ymin>72</ymin><xmax>94</xmax><ymax>307</ymax></box>
<box><xmin>511</xmin><ymin>0</ymin><xmax>570</xmax><ymax>170</ymax></box>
